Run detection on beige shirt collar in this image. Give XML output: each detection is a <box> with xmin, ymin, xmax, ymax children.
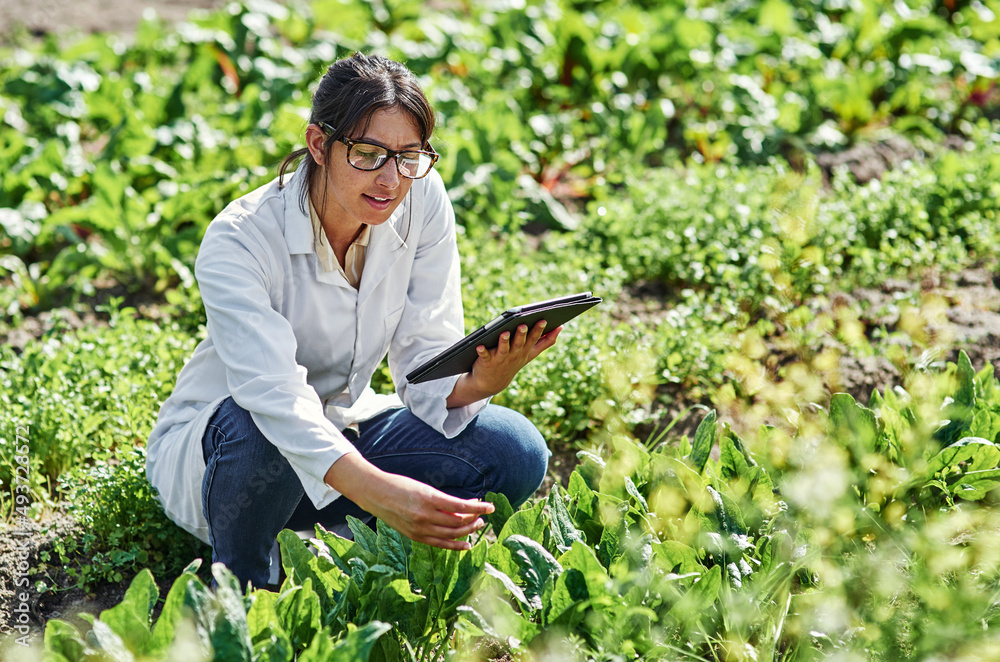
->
<box><xmin>308</xmin><ymin>198</ymin><xmax>370</xmax><ymax>289</ymax></box>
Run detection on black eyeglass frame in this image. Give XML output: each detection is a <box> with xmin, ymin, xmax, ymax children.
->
<box><xmin>316</xmin><ymin>121</ymin><xmax>439</xmax><ymax>180</ymax></box>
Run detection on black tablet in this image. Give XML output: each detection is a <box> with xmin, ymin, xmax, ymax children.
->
<box><xmin>405</xmin><ymin>292</ymin><xmax>602</xmax><ymax>384</ymax></box>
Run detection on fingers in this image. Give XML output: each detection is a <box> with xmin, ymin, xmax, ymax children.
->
<box><xmin>423</xmin><ymin>516</ymin><xmax>486</xmax><ymax>541</ymax></box>
<box><xmin>403</xmin><ymin>504</ymin><xmax>489</xmax><ymax>551</ymax></box>
<box><xmin>496</xmin><ymin>326</ymin><xmax>527</xmax><ymax>355</ymax></box>
<box><xmin>417</xmin><ymin>535</ymin><xmax>479</xmax><ymax>551</ymax></box>
<box><xmin>479</xmin><ymin>321</ymin><xmax>550</xmax><ymax>361</ymax></box>
<box><xmin>430</xmin><ymin>491</ymin><xmax>495</xmax><ymax>515</ymax></box>
<box><xmin>531</xmin><ymin>325</ymin><xmax>562</xmax><ymax>356</ymax></box>
<box><xmin>526</xmin><ymin>320</ymin><xmax>547</xmax><ymax>346</ymax></box>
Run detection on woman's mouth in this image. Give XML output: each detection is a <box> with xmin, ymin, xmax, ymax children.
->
<box><xmin>363</xmin><ymin>194</ymin><xmax>393</xmax><ymax>211</ymax></box>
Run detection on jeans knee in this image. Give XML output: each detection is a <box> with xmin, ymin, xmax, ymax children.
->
<box><xmin>477</xmin><ymin>405</ymin><xmax>550</xmax><ymax>507</ymax></box>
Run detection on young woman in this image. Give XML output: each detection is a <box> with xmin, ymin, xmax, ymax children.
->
<box><xmin>146</xmin><ymin>53</ymin><xmax>560</xmax><ymax>589</ymax></box>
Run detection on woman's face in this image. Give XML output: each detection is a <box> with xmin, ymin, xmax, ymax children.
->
<box><xmin>308</xmin><ymin>107</ymin><xmax>423</xmax><ymax>232</ymax></box>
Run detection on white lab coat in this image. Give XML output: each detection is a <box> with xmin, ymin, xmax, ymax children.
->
<box><xmin>146</xmin><ymin>166</ymin><xmax>488</xmax><ymax>544</ymax></box>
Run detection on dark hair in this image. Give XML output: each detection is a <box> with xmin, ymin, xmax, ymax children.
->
<box><xmin>278</xmin><ymin>53</ymin><xmax>436</xmax><ymax>212</ymax></box>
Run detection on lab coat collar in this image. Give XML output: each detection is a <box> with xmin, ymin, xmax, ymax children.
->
<box><xmin>358</xmin><ymin>200</ymin><xmax>408</xmax><ymax>306</ymax></box>
<box><xmin>282</xmin><ymin>167</ymin><xmax>410</xmax><ymax>304</ymax></box>
<box><xmin>281</xmin><ymin>167</ymin><xmax>409</xmax><ymax>258</ymax></box>
<box><xmin>282</xmin><ymin>168</ymin><xmax>315</xmax><ymax>255</ymax></box>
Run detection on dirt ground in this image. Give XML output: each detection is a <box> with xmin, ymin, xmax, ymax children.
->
<box><xmin>0</xmin><ymin>0</ymin><xmax>227</xmax><ymax>42</ymax></box>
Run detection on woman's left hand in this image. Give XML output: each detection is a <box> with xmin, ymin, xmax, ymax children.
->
<box><xmin>446</xmin><ymin>320</ymin><xmax>561</xmax><ymax>408</ymax></box>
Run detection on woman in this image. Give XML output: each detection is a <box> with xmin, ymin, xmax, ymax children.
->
<box><xmin>146</xmin><ymin>53</ymin><xmax>559</xmax><ymax>589</ymax></box>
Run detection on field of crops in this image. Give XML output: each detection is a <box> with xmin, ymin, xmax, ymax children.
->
<box><xmin>2</xmin><ymin>0</ymin><xmax>1000</xmax><ymax>659</ymax></box>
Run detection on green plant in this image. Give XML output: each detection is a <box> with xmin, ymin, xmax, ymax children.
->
<box><xmin>0</xmin><ymin>304</ymin><xmax>197</xmax><ymax>517</ymax></box>
<box><xmin>15</xmin><ymin>353</ymin><xmax>1000</xmax><ymax>661</ymax></box>
<box><xmin>43</xmin><ymin>444</ymin><xmax>210</xmax><ymax>592</ymax></box>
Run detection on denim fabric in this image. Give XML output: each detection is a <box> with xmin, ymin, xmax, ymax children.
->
<box><xmin>201</xmin><ymin>397</ymin><xmax>549</xmax><ymax>589</ymax></box>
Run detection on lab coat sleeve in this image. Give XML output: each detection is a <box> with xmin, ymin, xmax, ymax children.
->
<box><xmin>391</xmin><ymin>171</ymin><xmax>490</xmax><ymax>436</ymax></box>
<box><xmin>195</xmin><ymin>215</ymin><xmax>356</xmax><ymax>511</ymax></box>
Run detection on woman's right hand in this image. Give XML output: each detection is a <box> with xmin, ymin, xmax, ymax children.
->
<box><xmin>324</xmin><ymin>452</ymin><xmax>494</xmax><ymax>550</ymax></box>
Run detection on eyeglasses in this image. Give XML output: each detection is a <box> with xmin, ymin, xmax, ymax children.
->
<box><xmin>317</xmin><ymin>121</ymin><xmax>439</xmax><ymax>180</ymax></box>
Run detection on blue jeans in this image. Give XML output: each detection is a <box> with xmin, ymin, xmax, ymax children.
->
<box><xmin>201</xmin><ymin>397</ymin><xmax>550</xmax><ymax>589</ymax></box>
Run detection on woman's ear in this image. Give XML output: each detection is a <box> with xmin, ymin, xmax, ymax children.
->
<box><xmin>305</xmin><ymin>124</ymin><xmax>328</xmax><ymax>166</ymax></box>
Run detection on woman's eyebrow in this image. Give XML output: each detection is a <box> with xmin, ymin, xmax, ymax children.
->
<box><xmin>357</xmin><ymin>136</ymin><xmax>424</xmax><ymax>150</ymax></box>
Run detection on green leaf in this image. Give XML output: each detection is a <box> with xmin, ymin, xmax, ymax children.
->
<box><xmin>650</xmin><ymin>541</ymin><xmax>703</xmax><ymax>577</ymax></box>
<box><xmin>97</xmin><ymin>568</ymin><xmax>157</xmax><ymax>654</ymax></box>
<box><xmin>445</xmin><ymin>538</ymin><xmax>488</xmax><ymax>615</ymax></box>
<box><xmin>673</xmin><ymin>564</ymin><xmax>721</xmax><ymax>616</ymax></box>
<box><xmin>575</xmin><ymin>450</ymin><xmax>606</xmax><ymax>490</ymax></box>
<box><xmin>956</xmin><ymin>350</ymin><xmax>976</xmax><ymax>410</ymax></box>
<box><xmin>347</xmin><ymin>516</ymin><xmax>379</xmax><ymax>557</ymax></box>
<box><xmin>462</xmin><ymin>593</ymin><xmax>539</xmax><ymax>647</ymax></box>
<box><xmin>953</xmin><ymin>468</ymin><xmax>1000</xmax><ymax>500</ymax></box>
<box><xmin>547</xmin><ymin>487</ymin><xmax>585</xmax><ymax>553</ymax></box>
<box><xmin>330</xmin><ymin>622</ymin><xmax>392</xmax><ymax>662</ymax></box>
<box><xmin>455</xmin><ymin>605</ymin><xmax>503</xmax><ymax>640</ymax></box>
<box><xmin>483</xmin><ymin>562</ymin><xmax>532</xmax><ymax>610</ymax></box>
<box><xmin>926</xmin><ymin>437</ymin><xmax>1000</xmax><ymax>477</ymax></box>
<box><xmin>89</xmin><ymin>619</ymin><xmax>136</xmax><ymax>662</ymax></box>
<box><xmin>937</xmin><ymin>352</ymin><xmax>978</xmax><ymax>444</ymax></box>
<box><xmin>830</xmin><ymin>393</ymin><xmax>879</xmax><ymax>452</ymax></box>
<box><xmin>276</xmin><ymin>578</ymin><xmax>322</xmax><ymax>652</ymax></box>
<box><xmin>556</xmin><ymin>541</ymin><xmax>610</xmax><ymax>607</ymax></box>
<box><xmin>600</xmin><ymin>436</ymin><xmax>651</xmax><ymax>501</ymax></box>
<box><xmin>314</xmin><ymin>523</ymin><xmax>377</xmax><ymax>574</ymax></box>
<box><xmin>970</xmin><ymin>409</ymin><xmax>1000</xmax><ymax>444</ymax></box>
<box><xmin>485</xmin><ymin>491</ymin><xmax>515</xmax><ymax>537</ymax></box>
<box><xmin>369</xmin><ymin>574</ymin><xmax>427</xmax><ymax>642</ymax></box>
<box><xmin>688</xmin><ymin>410</ymin><xmax>718</xmax><ymax>473</ymax></box>
<box><xmin>706</xmin><ymin>485</ymin><xmax>748</xmax><ymax>537</ymax></box>
<box><xmin>487</xmin><ymin>499</ymin><xmax>547</xmax><ymax>578</ymax></box>
<box><xmin>375</xmin><ymin>520</ymin><xmax>411</xmax><ymax>575</ymax></box>
<box><xmin>209</xmin><ymin>563</ymin><xmax>253</xmax><ymax>662</ymax></box>
<box><xmin>148</xmin><ymin>571</ymin><xmax>203</xmax><ymax>654</ymax></box>
<box><xmin>247</xmin><ymin>590</ymin><xmax>293</xmax><ymax>662</ymax></box>
<box><xmin>410</xmin><ymin>537</ymin><xmax>485</xmax><ymax>624</ymax></box>
<box><xmin>546</xmin><ymin>568</ymin><xmax>589</xmax><ymax>626</ymax></box>
<box><xmin>624</xmin><ymin>476</ymin><xmax>649</xmax><ymax>513</ymax></box>
<box><xmin>502</xmin><ymin>534</ymin><xmax>563</xmax><ymax>610</ymax></box>
<box><xmin>719</xmin><ymin>428</ymin><xmax>757</xmax><ymax>481</ymax></box>
<box><xmin>597</xmin><ymin>511</ymin><xmax>626</xmax><ymax>569</ymax></box>
<box><xmin>292</xmin><ymin>626</ymin><xmax>336</xmax><ymax>662</ymax></box>
<box><xmin>181</xmin><ymin>575</ymin><xmax>216</xmax><ymax>652</ymax></box>
<box><xmin>44</xmin><ymin>619</ymin><xmax>87</xmax><ymax>661</ymax></box>
<box><xmin>277</xmin><ymin>529</ymin><xmax>347</xmax><ymax>609</ymax></box>
<box><xmin>298</xmin><ymin>623</ymin><xmax>389</xmax><ymax>662</ymax></box>
<box><xmin>566</xmin><ymin>471</ymin><xmax>602</xmax><ymax>543</ymax></box>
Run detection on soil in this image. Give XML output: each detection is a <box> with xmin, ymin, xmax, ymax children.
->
<box><xmin>0</xmin><ymin>0</ymin><xmax>227</xmax><ymax>44</ymax></box>
<box><xmin>3</xmin><ymin>0</ymin><xmax>1000</xmax><ymax>647</ymax></box>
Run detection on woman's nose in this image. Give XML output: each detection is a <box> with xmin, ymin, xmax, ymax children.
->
<box><xmin>376</xmin><ymin>159</ymin><xmax>401</xmax><ymax>188</ymax></box>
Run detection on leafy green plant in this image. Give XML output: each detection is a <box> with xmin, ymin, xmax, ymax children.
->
<box><xmin>34</xmin><ymin>560</ymin><xmax>390</xmax><ymax>662</ymax></box>
<box><xmin>0</xmin><ymin>303</ymin><xmax>196</xmax><ymax>516</ymax></box>
<box><xmin>42</xmin><ymin>444</ymin><xmax>210</xmax><ymax>592</ymax></box>
<box><xmin>2</xmin><ymin>0</ymin><xmax>998</xmax><ymax>311</ymax></box>
<box><xmin>13</xmin><ymin>353</ymin><xmax>1000</xmax><ymax>661</ymax></box>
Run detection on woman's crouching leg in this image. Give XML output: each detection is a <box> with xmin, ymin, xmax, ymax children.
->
<box><xmin>354</xmin><ymin>404</ymin><xmax>550</xmax><ymax>510</ymax></box>
<box><xmin>464</xmin><ymin>404</ymin><xmax>550</xmax><ymax>508</ymax></box>
<box><xmin>201</xmin><ymin>396</ymin><xmax>304</xmax><ymax>589</ymax></box>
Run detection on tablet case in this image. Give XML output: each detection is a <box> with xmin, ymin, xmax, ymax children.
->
<box><xmin>405</xmin><ymin>291</ymin><xmax>602</xmax><ymax>384</ymax></box>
